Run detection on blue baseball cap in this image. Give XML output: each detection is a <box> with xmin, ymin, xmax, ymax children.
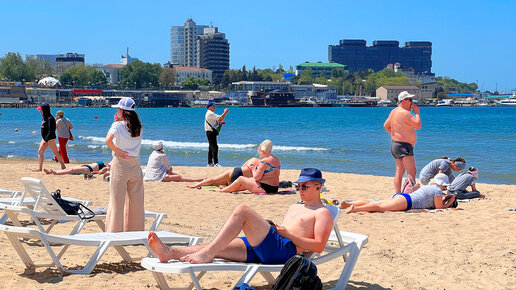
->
<box><xmin>295</xmin><ymin>168</ymin><xmax>325</xmax><ymax>185</ymax></box>
<box><xmin>206</xmin><ymin>100</ymin><xmax>215</xmax><ymax>108</ymax></box>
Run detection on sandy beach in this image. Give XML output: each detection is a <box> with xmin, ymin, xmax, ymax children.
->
<box><xmin>0</xmin><ymin>159</ymin><xmax>514</xmax><ymax>289</ymax></box>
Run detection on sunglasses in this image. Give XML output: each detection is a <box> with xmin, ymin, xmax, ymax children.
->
<box><xmin>295</xmin><ymin>184</ymin><xmax>319</xmax><ymax>191</ymax></box>
<box><xmin>405</xmin><ymin>98</ymin><xmax>413</xmax><ymax>102</ymax></box>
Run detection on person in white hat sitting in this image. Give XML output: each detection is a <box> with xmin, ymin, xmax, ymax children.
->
<box><xmin>144</xmin><ymin>141</ymin><xmax>204</xmax><ymax>183</ymax></box>
<box><xmin>341</xmin><ymin>173</ymin><xmax>456</xmax><ymax>213</ymax></box>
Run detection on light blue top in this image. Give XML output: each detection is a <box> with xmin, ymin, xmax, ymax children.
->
<box><xmin>410</xmin><ymin>185</ymin><xmax>443</xmax><ymax>209</ymax></box>
<box><xmin>419</xmin><ymin>159</ymin><xmax>452</xmax><ymax>181</ymax></box>
<box><xmin>449</xmin><ymin>172</ymin><xmax>475</xmax><ymax>191</ymax></box>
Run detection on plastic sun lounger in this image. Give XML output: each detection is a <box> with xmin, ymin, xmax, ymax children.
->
<box><xmin>140</xmin><ymin>205</ymin><xmax>369</xmax><ymax>290</ymax></box>
<box><xmin>0</xmin><ymin>179</ymin><xmax>91</xmax><ymax>225</ymax></box>
<box><xmin>0</xmin><ymin>203</ymin><xmax>168</xmax><ymax>234</ymax></box>
<box><xmin>0</xmin><ymin>177</ymin><xmax>167</xmax><ymax>234</ymax></box>
<box><xmin>0</xmin><ymin>224</ymin><xmax>203</xmax><ymax>275</ymax></box>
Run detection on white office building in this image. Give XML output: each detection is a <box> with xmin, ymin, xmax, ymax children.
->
<box><xmin>170</xmin><ymin>19</ymin><xmax>208</xmax><ymax>67</ymax></box>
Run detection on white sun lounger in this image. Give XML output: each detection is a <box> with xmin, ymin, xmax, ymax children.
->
<box><xmin>141</xmin><ymin>205</ymin><xmax>369</xmax><ymax>290</ymax></box>
<box><xmin>0</xmin><ymin>177</ymin><xmax>167</xmax><ymax>234</ymax></box>
<box><xmin>0</xmin><ymin>224</ymin><xmax>203</xmax><ymax>275</ymax></box>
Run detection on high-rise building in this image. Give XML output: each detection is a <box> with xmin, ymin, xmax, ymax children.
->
<box><xmin>56</xmin><ymin>53</ymin><xmax>85</xmax><ymax>74</ymax></box>
<box><xmin>170</xmin><ymin>19</ymin><xmax>208</xmax><ymax>66</ymax></box>
<box><xmin>328</xmin><ymin>39</ymin><xmax>432</xmax><ymax>74</ymax></box>
<box><xmin>197</xmin><ymin>27</ymin><xmax>230</xmax><ymax>82</ymax></box>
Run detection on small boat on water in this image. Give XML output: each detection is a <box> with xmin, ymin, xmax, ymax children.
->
<box><xmin>436</xmin><ymin>99</ymin><xmax>453</xmax><ymax>106</ymax></box>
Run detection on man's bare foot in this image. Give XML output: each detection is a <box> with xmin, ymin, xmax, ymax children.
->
<box><xmin>180</xmin><ymin>249</ymin><xmax>215</xmax><ymax>264</ymax></box>
<box><xmin>148</xmin><ymin>231</ymin><xmax>175</xmax><ymax>263</ymax></box>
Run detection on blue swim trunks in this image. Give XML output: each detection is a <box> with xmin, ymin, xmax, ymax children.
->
<box><xmin>240</xmin><ymin>225</ymin><xmax>297</xmax><ymax>264</ymax></box>
<box><xmin>81</xmin><ymin>161</ymin><xmax>106</xmax><ymax>172</ymax></box>
<box><xmin>392</xmin><ymin>192</ymin><xmax>412</xmax><ymax>210</ymax></box>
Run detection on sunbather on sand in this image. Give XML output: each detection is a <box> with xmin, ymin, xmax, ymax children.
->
<box><xmin>219</xmin><ymin>140</ymin><xmax>280</xmax><ymax>194</ymax></box>
<box><xmin>148</xmin><ymin>168</ymin><xmax>333</xmax><ymax>264</ymax></box>
<box><xmin>44</xmin><ymin>161</ymin><xmax>110</xmax><ymax>176</ymax></box>
<box><xmin>340</xmin><ymin>173</ymin><xmax>457</xmax><ymax>213</ymax></box>
<box><xmin>187</xmin><ymin>157</ymin><xmax>260</xmax><ymax>188</ymax></box>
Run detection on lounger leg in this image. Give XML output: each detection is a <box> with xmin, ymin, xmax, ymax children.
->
<box><xmin>332</xmin><ymin>244</ymin><xmax>360</xmax><ymax>290</ymax></box>
<box><xmin>234</xmin><ymin>265</ymin><xmax>260</xmax><ymax>287</ymax></box>
<box><xmin>6</xmin><ymin>211</ymin><xmax>24</xmax><ymax>227</ymax></box>
<box><xmin>70</xmin><ymin>219</ymin><xmax>88</xmax><ymax>235</ymax></box>
<box><xmin>260</xmin><ymin>272</ymin><xmax>276</xmax><ymax>284</ymax></box>
<box><xmin>67</xmin><ymin>241</ymin><xmax>112</xmax><ymax>274</ymax></box>
<box><xmin>151</xmin><ymin>271</ymin><xmax>171</xmax><ymax>290</ymax></box>
<box><xmin>45</xmin><ymin>220</ymin><xmax>58</xmax><ymax>233</ymax></box>
<box><xmin>95</xmin><ymin>220</ymin><xmax>106</xmax><ymax>231</ymax></box>
<box><xmin>187</xmin><ymin>268</ymin><xmax>205</xmax><ymax>290</ymax></box>
<box><xmin>4</xmin><ymin>232</ymin><xmax>36</xmax><ymax>270</ymax></box>
<box><xmin>149</xmin><ymin>214</ymin><xmax>165</xmax><ymax>232</ymax></box>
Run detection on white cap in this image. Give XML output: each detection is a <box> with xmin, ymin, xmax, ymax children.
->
<box><xmin>153</xmin><ymin>141</ymin><xmax>163</xmax><ymax>151</ymax></box>
<box><xmin>112</xmin><ymin>97</ymin><xmax>135</xmax><ymax>111</ymax></box>
<box><xmin>433</xmin><ymin>173</ymin><xmax>451</xmax><ymax>186</ymax></box>
<box><xmin>398</xmin><ymin>91</ymin><xmax>415</xmax><ymax>102</ymax></box>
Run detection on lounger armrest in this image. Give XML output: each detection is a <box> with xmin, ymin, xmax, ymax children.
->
<box><xmin>335</xmin><ymin>231</ymin><xmax>369</xmax><ymax>249</ymax></box>
<box><xmin>143</xmin><ymin>210</ymin><xmax>168</xmax><ymax>219</ymax></box>
<box><xmin>0</xmin><ymin>189</ymin><xmax>21</xmax><ymax>198</ymax></box>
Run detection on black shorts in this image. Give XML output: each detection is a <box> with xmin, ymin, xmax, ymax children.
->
<box><xmin>231</xmin><ymin>167</ymin><xmax>244</xmax><ymax>183</ymax></box>
<box><xmin>390</xmin><ymin>140</ymin><xmax>414</xmax><ymax>159</ymax></box>
<box><xmin>259</xmin><ymin>183</ymin><xmax>279</xmax><ymax>193</ymax></box>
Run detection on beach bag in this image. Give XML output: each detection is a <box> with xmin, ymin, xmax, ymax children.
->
<box><xmin>271</xmin><ymin>254</ymin><xmax>322</xmax><ymax>290</ymax></box>
<box><xmin>51</xmin><ymin>189</ymin><xmax>95</xmax><ymax>220</ymax></box>
<box><xmin>401</xmin><ymin>178</ymin><xmax>420</xmax><ymax>194</ymax></box>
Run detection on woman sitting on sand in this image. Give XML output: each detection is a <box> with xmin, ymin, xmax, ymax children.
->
<box><xmin>144</xmin><ymin>141</ymin><xmax>204</xmax><ymax>183</ymax></box>
<box><xmin>44</xmin><ymin>161</ymin><xmax>110</xmax><ymax>176</ymax></box>
<box><xmin>187</xmin><ymin>157</ymin><xmax>260</xmax><ymax>188</ymax></box>
<box><xmin>340</xmin><ymin>173</ymin><xmax>457</xmax><ymax>213</ymax></box>
<box><xmin>419</xmin><ymin>157</ymin><xmax>466</xmax><ymax>185</ymax></box>
<box><xmin>219</xmin><ymin>140</ymin><xmax>280</xmax><ymax>194</ymax></box>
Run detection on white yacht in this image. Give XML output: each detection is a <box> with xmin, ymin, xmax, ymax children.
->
<box><xmin>436</xmin><ymin>99</ymin><xmax>453</xmax><ymax>106</ymax></box>
<box><xmin>496</xmin><ymin>98</ymin><xmax>516</xmax><ymax>106</ymax></box>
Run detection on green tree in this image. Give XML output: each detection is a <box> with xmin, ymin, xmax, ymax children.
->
<box><xmin>0</xmin><ymin>52</ymin><xmax>35</xmax><ymax>81</ymax></box>
<box><xmin>314</xmin><ymin>72</ymin><xmax>329</xmax><ymax>85</ymax></box>
<box><xmin>180</xmin><ymin>77</ymin><xmax>210</xmax><ymax>90</ymax></box>
<box><xmin>297</xmin><ymin>68</ymin><xmax>314</xmax><ymax>84</ymax></box>
<box><xmin>26</xmin><ymin>58</ymin><xmax>55</xmax><ymax>80</ymax></box>
<box><xmin>159</xmin><ymin>68</ymin><xmax>176</xmax><ymax>89</ymax></box>
<box><xmin>120</xmin><ymin>60</ymin><xmax>162</xmax><ymax>89</ymax></box>
<box><xmin>59</xmin><ymin>65</ymin><xmax>107</xmax><ymax>87</ymax></box>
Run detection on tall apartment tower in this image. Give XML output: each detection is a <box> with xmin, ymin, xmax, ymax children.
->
<box><xmin>197</xmin><ymin>27</ymin><xmax>230</xmax><ymax>83</ymax></box>
<box><xmin>328</xmin><ymin>39</ymin><xmax>432</xmax><ymax>74</ymax></box>
<box><xmin>170</xmin><ymin>19</ymin><xmax>208</xmax><ymax>66</ymax></box>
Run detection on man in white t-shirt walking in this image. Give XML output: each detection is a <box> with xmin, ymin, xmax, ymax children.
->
<box><xmin>205</xmin><ymin>100</ymin><xmax>228</xmax><ymax>167</ymax></box>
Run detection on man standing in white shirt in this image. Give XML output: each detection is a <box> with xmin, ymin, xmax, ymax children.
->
<box><xmin>204</xmin><ymin>100</ymin><xmax>228</xmax><ymax>167</ymax></box>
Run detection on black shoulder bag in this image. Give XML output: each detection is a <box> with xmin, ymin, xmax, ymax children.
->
<box><xmin>51</xmin><ymin>189</ymin><xmax>95</xmax><ymax>220</ymax></box>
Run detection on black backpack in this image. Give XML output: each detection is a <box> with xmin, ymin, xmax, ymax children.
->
<box><xmin>271</xmin><ymin>254</ymin><xmax>322</xmax><ymax>290</ymax></box>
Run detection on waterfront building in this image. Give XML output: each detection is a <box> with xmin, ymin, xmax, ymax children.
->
<box><xmin>26</xmin><ymin>88</ymin><xmax>57</xmax><ymax>104</ymax></box>
<box><xmin>0</xmin><ymin>84</ymin><xmax>26</xmax><ymax>103</ymax></box>
<box><xmin>56</xmin><ymin>53</ymin><xmax>85</xmax><ymax>74</ymax></box>
<box><xmin>96</xmin><ymin>64</ymin><xmax>124</xmax><ymax>85</ymax></box>
<box><xmin>376</xmin><ymin>85</ymin><xmax>421</xmax><ymax>102</ymax></box>
<box><xmin>25</xmin><ymin>54</ymin><xmax>57</xmax><ymax>68</ymax></box>
<box><xmin>173</xmin><ymin>67</ymin><xmax>212</xmax><ymax>85</ymax></box>
<box><xmin>295</xmin><ymin>61</ymin><xmax>348</xmax><ymax>78</ymax></box>
<box><xmin>329</xmin><ymin>39</ymin><xmax>432</xmax><ymax>74</ymax></box>
<box><xmin>170</xmin><ymin>19</ymin><xmax>208</xmax><ymax>66</ymax></box>
<box><xmin>291</xmin><ymin>84</ymin><xmax>338</xmax><ymax>102</ymax></box>
<box><xmin>197</xmin><ymin>27</ymin><xmax>230</xmax><ymax>83</ymax></box>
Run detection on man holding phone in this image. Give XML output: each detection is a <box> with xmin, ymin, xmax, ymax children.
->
<box><xmin>384</xmin><ymin>91</ymin><xmax>422</xmax><ymax>193</ymax></box>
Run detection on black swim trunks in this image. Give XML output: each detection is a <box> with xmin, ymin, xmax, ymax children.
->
<box><xmin>231</xmin><ymin>167</ymin><xmax>244</xmax><ymax>183</ymax></box>
<box><xmin>390</xmin><ymin>140</ymin><xmax>414</xmax><ymax>159</ymax></box>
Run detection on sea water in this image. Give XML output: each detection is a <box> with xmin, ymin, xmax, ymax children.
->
<box><xmin>0</xmin><ymin>106</ymin><xmax>515</xmax><ymax>185</ymax></box>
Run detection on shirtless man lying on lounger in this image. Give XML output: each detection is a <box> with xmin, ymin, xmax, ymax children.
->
<box><xmin>149</xmin><ymin>168</ymin><xmax>333</xmax><ymax>264</ymax></box>
<box><xmin>44</xmin><ymin>161</ymin><xmax>110</xmax><ymax>176</ymax></box>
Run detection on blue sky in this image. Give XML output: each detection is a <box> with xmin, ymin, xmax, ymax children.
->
<box><xmin>1</xmin><ymin>0</ymin><xmax>514</xmax><ymax>92</ymax></box>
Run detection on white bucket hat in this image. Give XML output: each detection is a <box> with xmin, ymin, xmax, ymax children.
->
<box><xmin>153</xmin><ymin>141</ymin><xmax>164</xmax><ymax>151</ymax></box>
